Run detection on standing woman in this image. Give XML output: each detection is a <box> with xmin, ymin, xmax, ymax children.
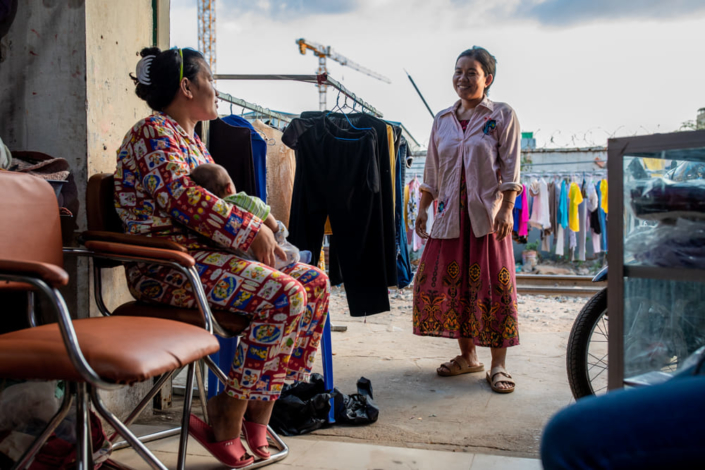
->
<box><xmin>413</xmin><ymin>47</ymin><xmax>521</xmax><ymax>393</ymax></box>
<box><xmin>115</xmin><ymin>47</ymin><xmax>330</xmax><ymax>467</ymax></box>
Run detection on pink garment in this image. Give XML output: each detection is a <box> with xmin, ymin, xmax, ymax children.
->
<box><xmin>420</xmin><ymin>97</ymin><xmax>522</xmax><ymax>239</ymax></box>
<box><xmin>518</xmin><ymin>184</ymin><xmax>530</xmax><ymax>236</ymax></box>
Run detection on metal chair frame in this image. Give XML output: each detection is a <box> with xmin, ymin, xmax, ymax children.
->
<box><xmin>68</xmin><ymin>245</ymin><xmax>290</xmax><ymax>468</ymax></box>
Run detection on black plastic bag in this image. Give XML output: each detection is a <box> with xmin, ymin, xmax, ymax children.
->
<box><xmin>269</xmin><ymin>374</ymin><xmax>331</xmax><ymax>436</ymax></box>
<box><xmin>269</xmin><ymin>375</ymin><xmax>379</xmax><ymax>436</ymax></box>
<box><xmin>333</xmin><ymin>377</ymin><xmax>379</xmax><ymax>425</ymax></box>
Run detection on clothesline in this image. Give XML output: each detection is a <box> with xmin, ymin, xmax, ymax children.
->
<box><xmin>216</xmin><ymin>90</ymin><xmax>294</xmax><ymax>124</ymax></box>
<box><xmin>522</xmin><ymin>159</ymin><xmax>606</xmax><ymax>167</ymax></box>
<box><xmin>213</xmin><ymin>73</ymin><xmax>383</xmax><ymax>118</ymax></box>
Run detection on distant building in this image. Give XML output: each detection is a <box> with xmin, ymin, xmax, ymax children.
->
<box><xmin>698</xmin><ymin>108</ymin><xmax>705</xmax><ymax>129</ymax></box>
<box><xmin>521</xmin><ymin>146</ymin><xmax>607</xmax><ymax>174</ymax></box>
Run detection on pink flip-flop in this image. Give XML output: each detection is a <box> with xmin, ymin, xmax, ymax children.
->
<box><xmin>242</xmin><ymin>419</ymin><xmax>271</xmax><ymax>460</ymax></box>
<box><xmin>188</xmin><ymin>414</ymin><xmax>254</xmax><ymax>468</ymax></box>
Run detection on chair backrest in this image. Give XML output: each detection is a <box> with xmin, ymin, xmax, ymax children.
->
<box><xmin>0</xmin><ymin>172</ymin><xmax>63</xmax><ymax>267</ymax></box>
<box><xmin>87</xmin><ymin>173</ymin><xmax>123</xmax><ymax>233</ymax></box>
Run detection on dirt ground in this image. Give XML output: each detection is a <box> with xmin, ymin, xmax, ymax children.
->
<box><xmin>297</xmin><ymin>288</ymin><xmax>581</xmax><ymax>458</ymax></box>
<box><xmin>144</xmin><ymin>288</ymin><xmax>586</xmax><ymax>459</ymax></box>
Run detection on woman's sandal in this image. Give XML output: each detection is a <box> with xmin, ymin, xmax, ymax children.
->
<box><xmin>486</xmin><ymin>366</ymin><xmax>516</xmax><ymax>394</ymax></box>
<box><xmin>188</xmin><ymin>414</ymin><xmax>255</xmax><ymax>468</ymax></box>
<box><xmin>242</xmin><ymin>419</ymin><xmax>271</xmax><ymax>460</ymax></box>
<box><xmin>437</xmin><ymin>355</ymin><xmax>484</xmax><ymax>376</ymax></box>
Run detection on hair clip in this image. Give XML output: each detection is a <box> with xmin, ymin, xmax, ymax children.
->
<box><xmin>136</xmin><ymin>55</ymin><xmax>156</xmax><ymax>85</ymax></box>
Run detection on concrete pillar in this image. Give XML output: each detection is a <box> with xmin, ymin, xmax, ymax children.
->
<box><xmin>0</xmin><ymin>0</ymin><xmax>171</xmax><ymax>420</ymax></box>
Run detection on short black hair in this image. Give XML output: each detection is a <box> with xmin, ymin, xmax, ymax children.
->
<box><xmin>456</xmin><ymin>46</ymin><xmax>497</xmax><ymax>96</ymax></box>
<box><xmin>190</xmin><ymin>163</ymin><xmax>233</xmax><ymax>198</ymax></box>
<box><xmin>131</xmin><ymin>47</ymin><xmax>206</xmax><ymax>111</ymax></box>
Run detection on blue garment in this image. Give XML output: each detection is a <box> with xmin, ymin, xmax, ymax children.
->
<box><xmin>558</xmin><ymin>180</ymin><xmax>568</xmax><ymax>229</ymax></box>
<box><xmin>222</xmin><ymin>115</ymin><xmax>267</xmax><ymax>202</ymax></box>
<box><xmin>596</xmin><ymin>182</ymin><xmax>608</xmax><ymax>250</ymax></box>
<box><xmin>395</xmin><ymin>136</ymin><xmax>413</xmax><ymax>288</ymax></box>
<box><xmin>513</xmin><ymin>186</ymin><xmax>523</xmax><ymax>233</ymax></box>
<box><xmin>541</xmin><ymin>373</ymin><xmax>705</xmax><ymax>469</ymax></box>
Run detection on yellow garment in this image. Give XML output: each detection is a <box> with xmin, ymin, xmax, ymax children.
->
<box><xmin>386</xmin><ymin>124</ymin><xmax>395</xmax><ymax>206</ymax></box>
<box><xmin>600</xmin><ymin>179</ymin><xmax>608</xmax><ymax>214</ymax></box>
<box><xmin>642</xmin><ymin>158</ymin><xmax>666</xmax><ymax>171</ymax></box>
<box><xmin>404</xmin><ymin>184</ymin><xmax>410</xmax><ymax>229</ymax></box>
<box><xmin>318</xmin><ymin>245</ymin><xmax>326</xmax><ymax>271</ymax></box>
<box><xmin>568</xmin><ymin>182</ymin><xmax>583</xmax><ymax>232</ymax></box>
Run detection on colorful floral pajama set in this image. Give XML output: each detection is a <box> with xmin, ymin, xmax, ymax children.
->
<box><xmin>413</xmin><ymin>98</ymin><xmax>521</xmax><ymax>348</ymax></box>
<box><xmin>115</xmin><ymin>113</ymin><xmax>330</xmax><ymax>400</ymax></box>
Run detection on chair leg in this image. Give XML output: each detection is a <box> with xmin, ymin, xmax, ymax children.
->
<box><xmin>108</xmin><ymin>370</ymin><xmax>176</xmax><ymax>443</ymax></box>
<box><xmin>195</xmin><ymin>360</ymin><xmax>209</xmax><ymax>424</ymax></box>
<box><xmin>75</xmin><ymin>382</ymin><xmax>94</xmax><ymax>470</ymax></box>
<box><xmin>11</xmin><ymin>385</ymin><xmax>74</xmax><ymax>470</ymax></box>
<box><xmin>177</xmin><ymin>362</ymin><xmax>196</xmax><ymax>470</ymax></box>
<box><xmin>90</xmin><ymin>386</ymin><xmax>168</xmax><ymax>470</ymax></box>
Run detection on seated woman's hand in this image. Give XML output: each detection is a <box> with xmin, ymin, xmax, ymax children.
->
<box><xmin>250</xmin><ymin>225</ymin><xmax>287</xmax><ymax>268</ymax></box>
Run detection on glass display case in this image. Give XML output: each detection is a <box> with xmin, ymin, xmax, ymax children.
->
<box><xmin>607</xmin><ymin>130</ymin><xmax>705</xmax><ymax>390</ymax></box>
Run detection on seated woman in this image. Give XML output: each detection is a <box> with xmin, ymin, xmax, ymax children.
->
<box><xmin>114</xmin><ymin>46</ymin><xmax>330</xmax><ymax>468</ymax></box>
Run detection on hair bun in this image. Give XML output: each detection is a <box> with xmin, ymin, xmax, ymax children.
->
<box><xmin>140</xmin><ymin>46</ymin><xmax>161</xmax><ymax>58</ymax></box>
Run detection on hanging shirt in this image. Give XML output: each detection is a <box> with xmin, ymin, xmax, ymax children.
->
<box><xmin>600</xmin><ymin>179</ymin><xmax>609</xmax><ymax>214</ymax></box>
<box><xmin>568</xmin><ymin>182</ymin><xmax>584</xmax><ymax>232</ymax></box>
<box><xmin>529</xmin><ymin>178</ymin><xmax>551</xmax><ymax>230</ymax></box>
<box><xmin>222</xmin><ymin>114</ymin><xmax>268</xmax><ymax>202</ymax></box>
<box><xmin>558</xmin><ymin>180</ymin><xmax>569</xmax><ymax>229</ymax></box>
<box><xmin>518</xmin><ymin>184</ymin><xmax>530</xmax><ymax>237</ymax></box>
<box><xmin>421</xmin><ymin>97</ymin><xmax>522</xmax><ymax>239</ymax></box>
<box><xmin>513</xmin><ymin>185</ymin><xmax>523</xmax><ymax>233</ymax></box>
<box><xmin>253</xmin><ymin>120</ymin><xmax>296</xmax><ymax>228</ymax></box>
<box><xmin>386</xmin><ymin>124</ymin><xmax>396</xmax><ymax>205</ymax></box>
<box><xmin>114</xmin><ymin>112</ymin><xmax>261</xmax><ymax>251</ymax></box>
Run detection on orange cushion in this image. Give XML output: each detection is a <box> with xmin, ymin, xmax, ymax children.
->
<box><xmin>0</xmin><ymin>316</ymin><xmax>219</xmax><ymax>385</ymax></box>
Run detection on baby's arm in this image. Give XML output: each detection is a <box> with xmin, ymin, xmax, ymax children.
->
<box><xmin>264</xmin><ymin>214</ymin><xmax>279</xmax><ymax>233</ymax></box>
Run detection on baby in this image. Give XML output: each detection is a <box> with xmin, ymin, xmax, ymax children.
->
<box><xmin>190</xmin><ymin>163</ymin><xmax>308</xmax><ymax>269</ymax></box>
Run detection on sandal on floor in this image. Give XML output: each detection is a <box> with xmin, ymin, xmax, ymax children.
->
<box><xmin>437</xmin><ymin>355</ymin><xmax>484</xmax><ymax>376</ymax></box>
<box><xmin>188</xmin><ymin>414</ymin><xmax>255</xmax><ymax>468</ymax></box>
<box><xmin>242</xmin><ymin>419</ymin><xmax>271</xmax><ymax>460</ymax></box>
<box><xmin>486</xmin><ymin>366</ymin><xmax>516</xmax><ymax>394</ymax></box>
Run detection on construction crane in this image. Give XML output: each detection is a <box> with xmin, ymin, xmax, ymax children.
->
<box><xmin>296</xmin><ymin>38</ymin><xmax>391</xmax><ymax>111</ymax></box>
<box><xmin>198</xmin><ymin>0</ymin><xmax>216</xmax><ymax>74</ymax></box>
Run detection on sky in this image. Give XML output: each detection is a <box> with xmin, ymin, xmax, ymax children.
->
<box><xmin>170</xmin><ymin>0</ymin><xmax>705</xmax><ymax>149</ymax></box>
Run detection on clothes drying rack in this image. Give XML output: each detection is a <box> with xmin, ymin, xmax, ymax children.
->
<box><xmin>207</xmin><ymin>73</ymin><xmax>385</xmax><ymax>424</ymax></box>
<box><xmin>214</xmin><ymin>73</ymin><xmax>383</xmax><ymax>118</ymax></box>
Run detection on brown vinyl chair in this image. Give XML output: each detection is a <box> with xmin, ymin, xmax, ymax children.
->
<box><xmin>0</xmin><ymin>171</ymin><xmax>220</xmax><ymax>470</ymax></box>
<box><xmin>80</xmin><ymin>173</ymin><xmax>289</xmax><ymax>467</ymax></box>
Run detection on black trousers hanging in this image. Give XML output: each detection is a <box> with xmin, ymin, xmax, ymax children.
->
<box><xmin>301</xmin><ymin>112</ymin><xmax>398</xmax><ymax>288</ymax></box>
<box><xmin>205</xmin><ymin>118</ymin><xmax>257</xmax><ymax>196</ymax></box>
<box><xmin>285</xmin><ymin>117</ymin><xmax>390</xmax><ymax>316</ymax></box>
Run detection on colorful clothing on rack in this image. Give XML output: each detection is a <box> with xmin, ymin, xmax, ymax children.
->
<box><xmin>568</xmin><ymin>182</ymin><xmax>583</xmax><ymax>232</ymax></box>
<box><xmin>254</xmin><ymin>120</ymin><xmax>296</xmax><ymax>228</ymax></box>
<box><xmin>413</xmin><ymin>169</ymin><xmax>519</xmax><ymax>348</ymax></box>
<box><xmin>115</xmin><ymin>112</ymin><xmax>330</xmax><ymax>401</ymax></box>
<box><xmin>600</xmin><ymin>179</ymin><xmax>609</xmax><ymax>214</ymax></box>
<box><xmin>518</xmin><ymin>184</ymin><xmax>530</xmax><ymax>236</ymax></box>
<box><xmin>222</xmin><ymin>114</ymin><xmax>268</xmax><ymax>202</ymax></box>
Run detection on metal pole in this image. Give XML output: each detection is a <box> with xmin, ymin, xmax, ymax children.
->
<box><xmin>404</xmin><ymin>69</ymin><xmax>435</xmax><ymax>119</ymax></box>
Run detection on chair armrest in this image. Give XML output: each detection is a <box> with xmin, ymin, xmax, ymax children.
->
<box><xmin>84</xmin><ymin>241</ymin><xmax>195</xmax><ymax>268</ymax></box>
<box><xmin>0</xmin><ymin>259</ymin><xmax>69</xmax><ymax>287</ymax></box>
<box><xmin>81</xmin><ymin>231</ymin><xmax>189</xmax><ymax>253</ymax></box>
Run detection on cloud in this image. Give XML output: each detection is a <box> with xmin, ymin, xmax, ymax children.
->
<box><xmin>219</xmin><ymin>0</ymin><xmax>361</xmax><ymax>21</ymax></box>
<box><xmin>507</xmin><ymin>0</ymin><xmax>705</xmax><ymax>26</ymax></box>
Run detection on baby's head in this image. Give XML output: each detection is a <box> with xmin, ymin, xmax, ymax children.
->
<box><xmin>190</xmin><ymin>163</ymin><xmax>236</xmax><ymax>198</ymax></box>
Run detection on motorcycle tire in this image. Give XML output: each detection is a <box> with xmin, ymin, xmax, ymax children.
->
<box><xmin>567</xmin><ymin>287</ymin><xmax>608</xmax><ymax>399</ymax></box>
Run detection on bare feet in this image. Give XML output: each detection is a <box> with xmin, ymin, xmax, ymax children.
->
<box><xmin>245</xmin><ymin>400</ymin><xmax>275</xmax><ymax>456</ymax></box>
<box><xmin>207</xmin><ymin>393</ymin><xmax>248</xmax><ymax>445</ymax></box>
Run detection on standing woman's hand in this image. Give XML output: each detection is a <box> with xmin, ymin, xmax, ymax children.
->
<box><xmin>493</xmin><ymin>203</ymin><xmax>514</xmax><ymax>241</ymax></box>
<box><xmin>415</xmin><ymin>210</ymin><xmax>429</xmax><ymax>239</ymax></box>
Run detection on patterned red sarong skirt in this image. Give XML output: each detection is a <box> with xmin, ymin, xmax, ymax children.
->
<box><xmin>412</xmin><ymin>172</ymin><xmax>520</xmax><ymax>348</ymax></box>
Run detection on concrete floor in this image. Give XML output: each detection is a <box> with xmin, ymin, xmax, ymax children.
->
<box><xmin>131</xmin><ymin>292</ymin><xmax>578</xmax><ymax>468</ymax></box>
<box><xmin>112</xmin><ymin>427</ymin><xmax>542</xmax><ymax>470</ymax></box>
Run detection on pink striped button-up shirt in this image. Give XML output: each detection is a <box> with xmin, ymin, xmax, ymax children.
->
<box><xmin>420</xmin><ymin>97</ymin><xmax>522</xmax><ymax>239</ymax></box>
